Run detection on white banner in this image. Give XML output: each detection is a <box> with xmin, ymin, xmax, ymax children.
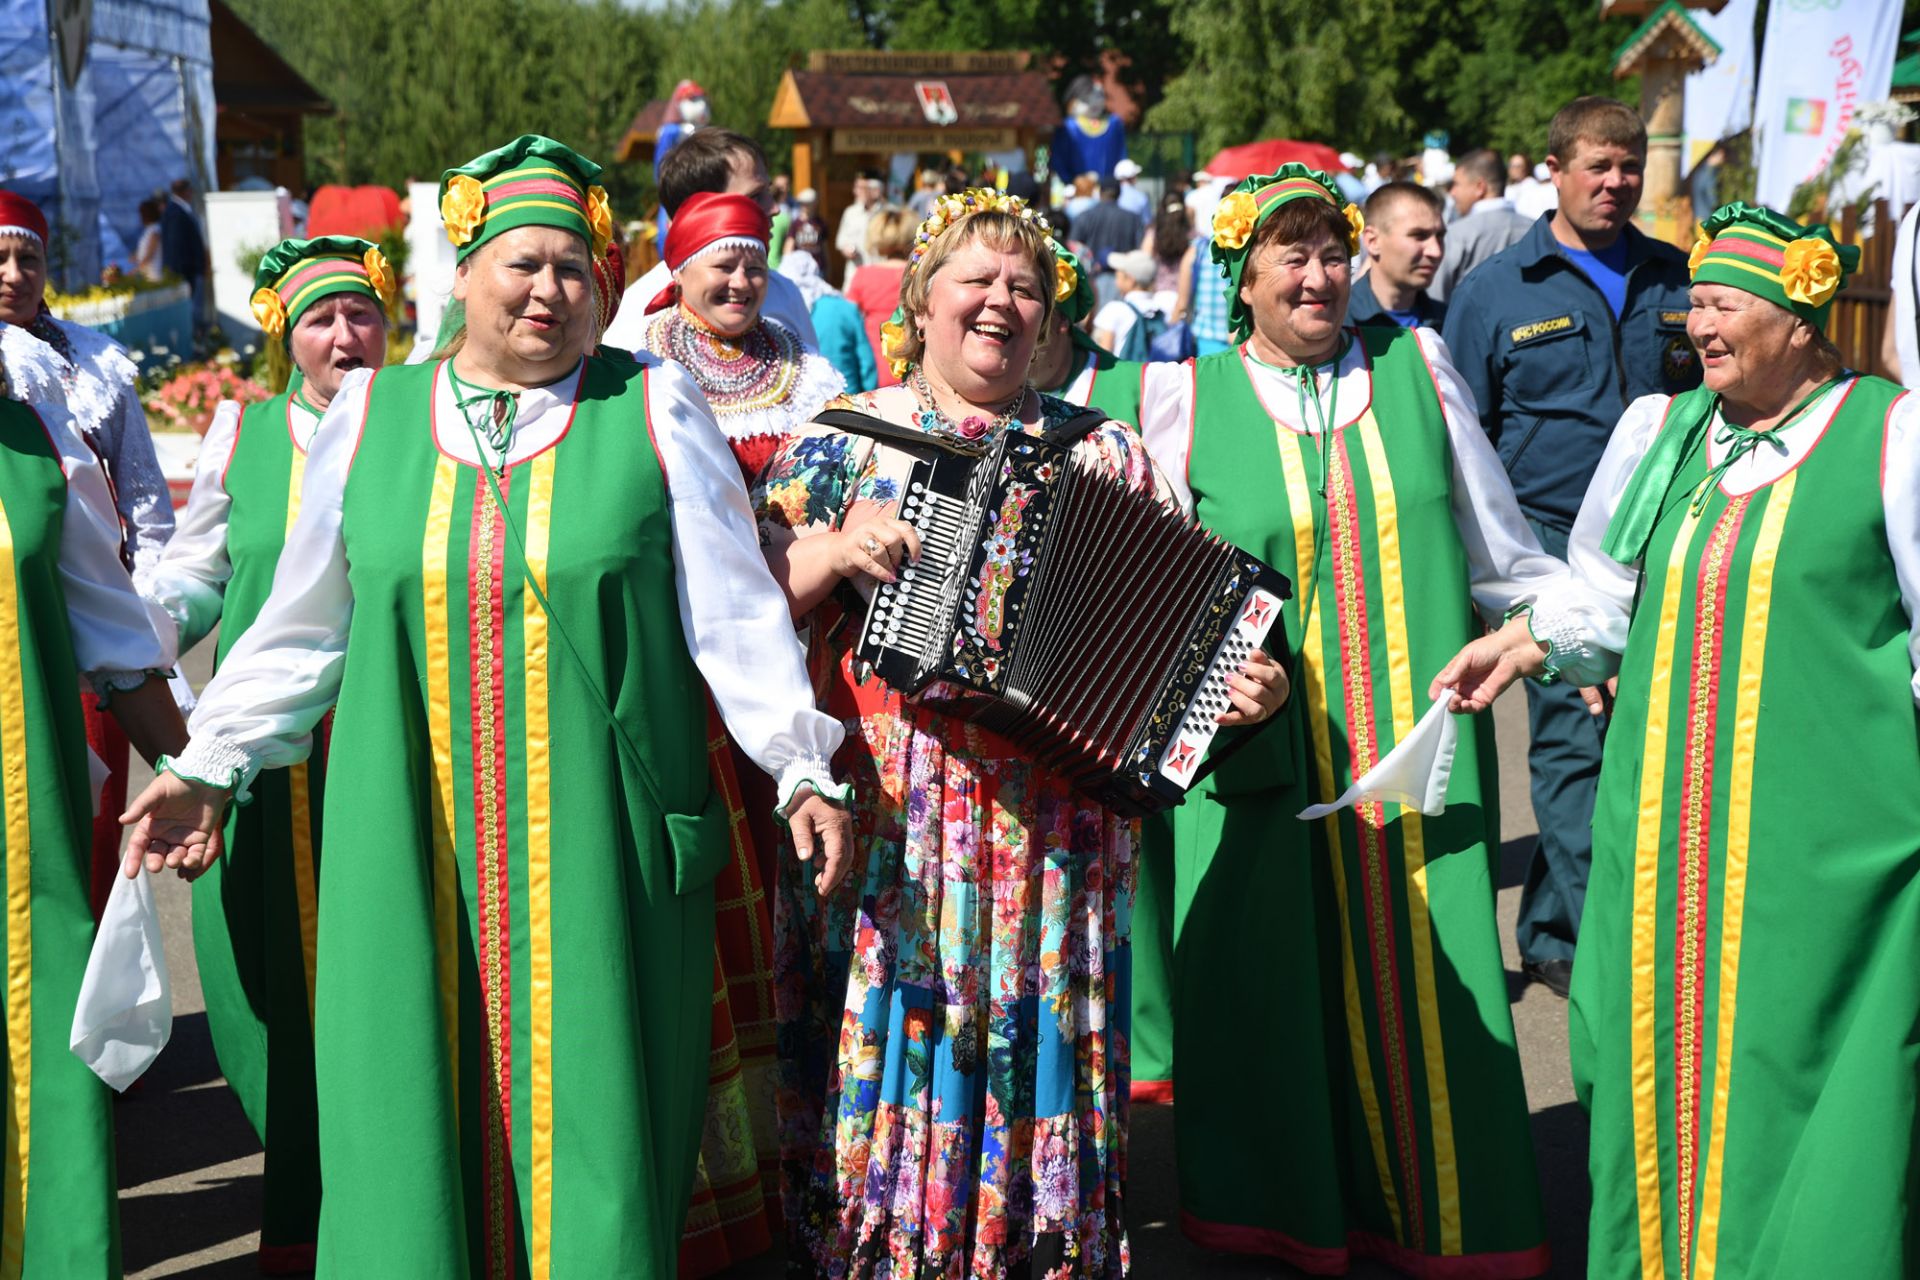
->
<box><xmin>1753</xmin><ymin>0</ymin><xmax>1901</xmax><ymax>209</ymax></box>
<box><xmin>1684</xmin><ymin>0</ymin><xmax>1758</xmax><ymax>166</ymax></box>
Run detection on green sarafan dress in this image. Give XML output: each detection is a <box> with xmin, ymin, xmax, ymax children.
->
<box><xmin>1138</xmin><ymin>325</ymin><xmax>1552</xmax><ymax>1278</ymax></box>
<box><xmin>174</xmin><ymin>355</ymin><xmax>760</xmax><ymax>1278</ymax></box>
<box><xmin>145</xmin><ymin>391</ymin><xmax>328</xmax><ymax>1270</ymax></box>
<box><xmin>0</xmin><ymin>399</ymin><xmax>117</xmax><ymax>1278</ymax></box>
<box><xmin>1573</xmin><ymin>375</ymin><xmax>1920</xmax><ymax>1280</ymax></box>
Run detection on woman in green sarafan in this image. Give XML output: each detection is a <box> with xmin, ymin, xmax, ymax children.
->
<box><xmin>0</xmin><ymin>322</ymin><xmax>187</xmax><ymax>1277</ymax></box>
<box><xmin>138</xmin><ymin>234</ymin><xmax>396</xmax><ymax>1272</ymax></box>
<box><xmin>1135</xmin><ymin>165</ymin><xmax>1586</xmax><ymax>1278</ymax></box>
<box><xmin>1444</xmin><ymin>203</ymin><xmax>1920</xmax><ymax>1278</ymax></box>
<box><xmin>119</xmin><ymin>134</ymin><xmax>854</xmax><ymax>1278</ymax></box>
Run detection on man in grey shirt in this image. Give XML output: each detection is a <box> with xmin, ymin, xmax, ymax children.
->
<box><xmin>1430</xmin><ymin>148</ymin><xmax>1532</xmax><ymax>301</ymax></box>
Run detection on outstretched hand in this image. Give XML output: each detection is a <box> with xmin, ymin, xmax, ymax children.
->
<box><xmin>787</xmin><ymin>788</ymin><xmax>854</xmax><ymax>895</ymax></box>
<box><xmin>121</xmin><ymin>771</ymin><xmax>232</xmax><ymax>880</ymax></box>
<box><xmin>1429</xmin><ymin>616</ymin><xmax>1551</xmax><ymax>715</ymax></box>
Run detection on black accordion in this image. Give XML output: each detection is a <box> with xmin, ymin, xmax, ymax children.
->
<box><xmin>824</xmin><ymin>408</ymin><xmax>1293</xmax><ymax>818</ymax></box>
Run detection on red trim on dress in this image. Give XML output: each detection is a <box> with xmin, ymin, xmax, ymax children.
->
<box><xmin>1129</xmin><ymin>1079</ymin><xmax>1174</xmax><ymax>1105</ymax></box>
<box><xmin>1236</xmin><ymin>327</ymin><xmax>1374</xmax><ymax>434</ymax></box>
<box><xmin>1181</xmin><ymin>1211</ymin><xmax>1552</xmax><ymax>1280</ymax></box>
<box><xmin>638</xmin><ymin>367</ymin><xmax>669</xmax><ymax>492</ymax></box>
<box><xmin>1883</xmin><ymin>389</ymin><xmax>1908</xmax><ymax>492</ymax></box>
<box><xmin>431</xmin><ymin>359</ymin><xmax>585</xmax><ymax>471</ymax></box>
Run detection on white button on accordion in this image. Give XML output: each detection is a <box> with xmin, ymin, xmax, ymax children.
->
<box><xmin>823</xmin><ymin>408</ymin><xmax>1292</xmax><ymax>817</ymax></box>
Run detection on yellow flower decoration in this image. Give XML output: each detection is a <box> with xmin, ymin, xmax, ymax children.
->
<box><xmin>362</xmin><ymin>247</ymin><xmax>397</xmax><ymax>308</ymax></box>
<box><xmin>441</xmin><ymin>174</ymin><xmax>487</xmax><ymax>248</ymax></box>
<box><xmin>587</xmin><ymin>184</ymin><xmax>614</xmax><ymax>257</ymax></box>
<box><xmin>250</xmin><ymin>286</ymin><xmax>286</xmax><ymax>340</ymax></box>
<box><xmin>1780</xmin><ymin>236</ymin><xmax>1841</xmax><ymax>308</ymax></box>
<box><xmin>880</xmin><ymin>319</ymin><xmax>912</xmax><ymax>382</ymax></box>
<box><xmin>1342</xmin><ymin>203</ymin><xmax>1365</xmax><ymax>254</ymax></box>
<box><xmin>1054</xmin><ymin>256</ymin><xmax>1078</xmax><ymax>304</ymax></box>
<box><xmin>1687</xmin><ymin>227</ymin><xmax>1712</xmax><ymax>277</ymax></box>
<box><xmin>1212</xmin><ymin>192</ymin><xmax>1259</xmax><ymax>251</ymax></box>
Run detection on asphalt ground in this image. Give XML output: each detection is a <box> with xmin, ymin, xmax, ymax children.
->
<box><xmin>118</xmin><ymin>649</ymin><xmax>1587</xmax><ymax>1278</ymax></box>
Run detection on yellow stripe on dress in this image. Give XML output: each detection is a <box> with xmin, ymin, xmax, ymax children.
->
<box><xmin>0</xmin><ymin>496</ymin><xmax>30</xmax><ymax>1280</ymax></box>
<box><xmin>283</xmin><ymin>448</ymin><xmax>320</xmax><ymax>1022</ymax></box>
<box><xmin>1693</xmin><ymin>471</ymin><xmax>1795</xmax><ymax>1280</ymax></box>
<box><xmin>422</xmin><ymin>452</ymin><xmax>462</xmax><ymax>1111</ymax></box>
<box><xmin>1630</xmin><ymin>499</ymin><xmax>1707</xmax><ymax>1280</ymax></box>
<box><xmin>521</xmin><ymin>449</ymin><xmax>557</xmax><ymax>1278</ymax></box>
<box><xmin>1277</xmin><ymin>427</ymin><xmax>1404</xmax><ymax>1241</ymax></box>
<box><xmin>1356</xmin><ymin>411</ymin><xmax>1460</xmax><ymax>1253</ymax></box>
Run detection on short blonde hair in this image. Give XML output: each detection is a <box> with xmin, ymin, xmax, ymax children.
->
<box><xmin>865</xmin><ymin>206</ymin><xmax>917</xmax><ymax>261</ymax></box>
<box><xmin>890</xmin><ymin>211</ymin><xmax>1059</xmax><ymax>371</ymax></box>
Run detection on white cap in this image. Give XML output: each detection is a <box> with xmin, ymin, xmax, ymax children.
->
<box><xmin>1114</xmin><ymin>158</ymin><xmax>1142</xmax><ymax>180</ymax></box>
<box><xmin>1191</xmin><ymin>169</ymin><xmax>1213</xmax><ymax>183</ymax></box>
<box><xmin>796</xmin><ymin>187</ymin><xmax>816</xmax><ymax>203</ymax></box>
<box><xmin>1108</xmin><ymin>250</ymin><xmax>1158</xmax><ymax>286</ymax></box>
<box><xmin>1339</xmin><ymin>151</ymin><xmax>1363</xmax><ymax>170</ymax></box>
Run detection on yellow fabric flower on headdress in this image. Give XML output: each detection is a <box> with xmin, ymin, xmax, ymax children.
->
<box><xmin>250</xmin><ymin>286</ymin><xmax>286</xmax><ymax>340</ymax></box>
<box><xmin>587</xmin><ymin>185</ymin><xmax>614</xmax><ymax>257</ymax></box>
<box><xmin>1688</xmin><ymin>227</ymin><xmax>1712</xmax><ymax>276</ymax></box>
<box><xmin>1212</xmin><ymin>192</ymin><xmax>1259</xmax><ymax>251</ymax></box>
<box><xmin>1054</xmin><ymin>256</ymin><xmax>1078</xmax><ymax>304</ymax></box>
<box><xmin>441</xmin><ymin>175</ymin><xmax>487</xmax><ymax>248</ymax></box>
<box><xmin>362</xmin><ymin>247</ymin><xmax>397</xmax><ymax>308</ymax></box>
<box><xmin>1780</xmin><ymin>236</ymin><xmax>1842</xmax><ymax>308</ymax></box>
<box><xmin>881</xmin><ymin>319</ymin><xmax>912</xmax><ymax>381</ymax></box>
<box><xmin>1342</xmin><ymin>203</ymin><xmax>1365</xmax><ymax>254</ymax></box>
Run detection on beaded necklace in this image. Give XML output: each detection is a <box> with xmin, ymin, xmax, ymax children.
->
<box><xmin>908</xmin><ymin>365</ymin><xmax>1029</xmax><ymax>442</ymax></box>
<box><xmin>650</xmin><ymin>307</ymin><xmax>800</xmax><ymax>415</ymax></box>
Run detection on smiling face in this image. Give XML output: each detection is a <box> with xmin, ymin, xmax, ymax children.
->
<box><xmin>1686</xmin><ymin>282</ymin><xmax>1814</xmax><ymax>411</ymax></box>
<box><xmin>676</xmin><ymin>244</ymin><xmax>768</xmax><ymax>337</ymax></box>
<box><xmin>1547</xmin><ymin>137</ymin><xmax>1644</xmax><ymax>244</ymax></box>
<box><xmin>0</xmin><ymin>233</ymin><xmax>48</xmax><ymax>326</ymax></box>
<box><xmin>1241</xmin><ymin>226</ymin><xmax>1352</xmax><ymax>364</ymax></box>
<box><xmin>452</xmin><ymin>225</ymin><xmax>593</xmax><ymax>384</ymax></box>
<box><xmin>288</xmin><ymin>292</ymin><xmax>386</xmax><ymax>408</ymax></box>
<box><xmin>914</xmin><ymin>238</ymin><xmax>1050</xmax><ymax>402</ymax></box>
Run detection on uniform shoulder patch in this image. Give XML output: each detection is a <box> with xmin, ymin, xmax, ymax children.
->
<box><xmin>1510</xmin><ymin>314</ymin><xmax>1577</xmax><ymax>345</ymax></box>
<box><xmin>1658</xmin><ymin>310</ymin><xmax>1689</xmax><ymax>327</ymax></box>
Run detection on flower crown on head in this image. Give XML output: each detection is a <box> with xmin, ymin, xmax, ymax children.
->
<box><xmin>906</xmin><ymin>188</ymin><xmax>1075</xmax><ymax>302</ymax></box>
<box><xmin>881</xmin><ymin>187</ymin><xmax>1076</xmax><ymax>381</ymax></box>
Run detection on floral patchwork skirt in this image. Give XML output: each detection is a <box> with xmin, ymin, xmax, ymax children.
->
<box><xmin>775</xmin><ymin>655</ymin><xmax>1135</xmax><ymax>1279</ymax></box>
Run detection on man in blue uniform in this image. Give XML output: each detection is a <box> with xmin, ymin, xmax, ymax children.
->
<box><xmin>1441</xmin><ymin>96</ymin><xmax>1700</xmax><ymax>999</ymax></box>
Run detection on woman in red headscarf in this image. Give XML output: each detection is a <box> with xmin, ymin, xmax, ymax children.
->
<box><xmin>633</xmin><ymin>191</ymin><xmax>843</xmax><ymax>483</ymax></box>
<box><xmin>0</xmin><ymin>189</ymin><xmax>176</xmax><ymax>920</ymax></box>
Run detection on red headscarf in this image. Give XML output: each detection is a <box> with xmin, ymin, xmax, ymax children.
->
<box><xmin>0</xmin><ymin>190</ymin><xmax>49</xmax><ymax>246</ymax></box>
<box><xmin>647</xmin><ymin>192</ymin><xmax>770</xmax><ymax>313</ymax></box>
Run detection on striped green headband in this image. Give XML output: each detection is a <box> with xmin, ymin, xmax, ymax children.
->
<box><xmin>1687</xmin><ymin>201</ymin><xmax>1860</xmax><ymax>332</ymax></box>
<box><xmin>439</xmin><ymin>134</ymin><xmax>613</xmax><ymax>262</ymax></box>
<box><xmin>1208</xmin><ymin>164</ymin><xmax>1364</xmax><ymax>342</ymax></box>
<box><xmin>249</xmin><ymin>235</ymin><xmax>394</xmax><ymax>344</ymax></box>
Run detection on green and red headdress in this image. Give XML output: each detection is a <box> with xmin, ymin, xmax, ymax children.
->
<box><xmin>1687</xmin><ymin>201</ymin><xmax>1860</xmax><ymax>332</ymax></box>
<box><xmin>1207</xmin><ymin>164</ymin><xmax>1363</xmax><ymax>341</ymax></box>
<box><xmin>438</xmin><ymin>134</ymin><xmax>613</xmax><ymax>262</ymax></box>
<box><xmin>249</xmin><ymin>235</ymin><xmax>396</xmax><ymax>344</ymax></box>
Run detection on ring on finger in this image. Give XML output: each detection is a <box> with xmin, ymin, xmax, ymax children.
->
<box><xmin>864</xmin><ymin>536</ymin><xmax>881</xmax><ymax>555</ymax></box>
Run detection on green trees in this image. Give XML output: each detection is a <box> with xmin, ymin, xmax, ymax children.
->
<box><xmin>1146</xmin><ymin>0</ymin><xmax>1629</xmax><ymax>159</ymax></box>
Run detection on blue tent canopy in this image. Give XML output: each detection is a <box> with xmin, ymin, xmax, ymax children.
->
<box><xmin>0</xmin><ymin>0</ymin><xmax>216</xmax><ymax>285</ymax></box>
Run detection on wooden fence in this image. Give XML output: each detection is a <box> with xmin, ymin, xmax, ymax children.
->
<box><xmin>1833</xmin><ymin>198</ymin><xmax>1901</xmax><ymax>380</ymax></box>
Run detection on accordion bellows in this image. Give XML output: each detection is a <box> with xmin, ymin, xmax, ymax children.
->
<box><xmin>848</xmin><ymin>417</ymin><xmax>1292</xmax><ymax>816</ymax></box>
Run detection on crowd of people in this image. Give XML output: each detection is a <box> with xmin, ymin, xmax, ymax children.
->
<box><xmin>0</xmin><ymin>80</ymin><xmax>1915</xmax><ymax>1280</ymax></box>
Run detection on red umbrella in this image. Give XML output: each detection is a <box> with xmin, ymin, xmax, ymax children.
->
<box><xmin>1201</xmin><ymin>140</ymin><xmax>1350</xmax><ymax>181</ymax></box>
<box><xmin>305</xmin><ymin>184</ymin><xmax>405</xmax><ymax>239</ymax></box>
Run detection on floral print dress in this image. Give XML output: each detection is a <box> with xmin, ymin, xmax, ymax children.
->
<box><xmin>756</xmin><ymin>387</ymin><xmax>1166</xmax><ymax>1280</ymax></box>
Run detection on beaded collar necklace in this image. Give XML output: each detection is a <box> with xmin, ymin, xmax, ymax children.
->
<box><xmin>654</xmin><ymin>306</ymin><xmax>799</xmax><ymax>413</ymax></box>
<box><xmin>908</xmin><ymin>365</ymin><xmax>1028</xmax><ymax>442</ymax></box>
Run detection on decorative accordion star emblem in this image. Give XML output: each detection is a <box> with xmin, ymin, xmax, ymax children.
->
<box><xmin>1243</xmin><ymin>596</ymin><xmax>1272</xmax><ymax>628</ymax></box>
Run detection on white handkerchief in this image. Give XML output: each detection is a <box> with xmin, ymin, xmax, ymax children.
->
<box><xmin>1297</xmin><ymin>689</ymin><xmax>1458</xmax><ymax>821</ymax></box>
<box><xmin>86</xmin><ymin>745</ymin><xmax>109</xmax><ymax>819</ymax></box>
<box><xmin>70</xmin><ymin>868</ymin><xmax>172</xmax><ymax>1091</ymax></box>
